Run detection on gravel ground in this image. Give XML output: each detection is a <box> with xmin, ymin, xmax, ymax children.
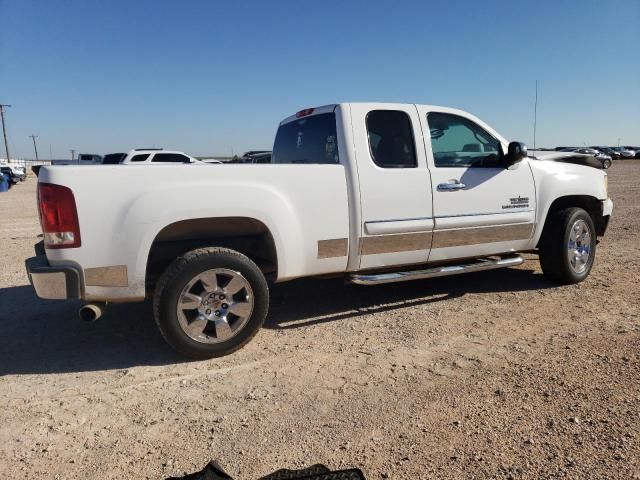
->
<box><xmin>0</xmin><ymin>162</ymin><xmax>638</xmax><ymax>480</ymax></box>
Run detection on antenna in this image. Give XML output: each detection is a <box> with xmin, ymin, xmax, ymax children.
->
<box><xmin>533</xmin><ymin>80</ymin><xmax>538</xmax><ymax>152</ymax></box>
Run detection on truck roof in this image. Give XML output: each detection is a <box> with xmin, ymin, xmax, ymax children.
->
<box><xmin>279</xmin><ymin>102</ymin><xmax>479</xmax><ymax>126</ymax></box>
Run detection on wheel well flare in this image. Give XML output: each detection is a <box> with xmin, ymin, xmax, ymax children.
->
<box><xmin>145</xmin><ymin>217</ymin><xmax>277</xmax><ymax>296</ymax></box>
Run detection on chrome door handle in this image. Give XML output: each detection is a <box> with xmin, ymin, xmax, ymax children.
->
<box><xmin>437</xmin><ymin>180</ymin><xmax>466</xmax><ymax>191</ymax></box>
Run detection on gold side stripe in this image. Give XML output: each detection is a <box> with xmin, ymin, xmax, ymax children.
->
<box><xmin>357</xmin><ymin>223</ymin><xmax>535</xmax><ymax>255</ymax></box>
<box><xmin>317</xmin><ymin>238</ymin><xmax>349</xmax><ymax>259</ymax></box>
<box><xmin>84</xmin><ymin>265</ymin><xmax>129</xmax><ymax>287</ymax></box>
<box><xmin>322</xmin><ymin>224</ymin><xmax>534</xmax><ymax>258</ymax></box>
<box><xmin>432</xmin><ymin>223</ymin><xmax>534</xmax><ymax>249</ymax></box>
<box><xmin>361</xmin><ymin>232</ymin><xmax>432</xmax><ymax>255</ymax></box>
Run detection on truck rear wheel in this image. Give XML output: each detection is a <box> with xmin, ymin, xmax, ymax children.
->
<box><xmin>153</xmin><ymin>247</ymin><xmax>269</xmax><ymax>359</ymax></box>
<box><xmin>539</xmin><ymin>207</ymin><xmax>596</xmax><ymax>284</ymax></box>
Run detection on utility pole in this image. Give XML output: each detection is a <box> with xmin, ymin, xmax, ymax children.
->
<box><xmin>29</xmin><ymin>134</ymin><xmax>39</xmax><ymax>161</ymax></box>
<box><xmin>70</xmin><ymin>149</ymin><xmax>75</xmax><ymax>161</ymax></box>
<box><xmin>0</xmin><ymin>104</ymin><xmax>11</xmax><ymax>162</ymax></box>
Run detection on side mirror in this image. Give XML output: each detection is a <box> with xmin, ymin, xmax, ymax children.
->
<box><xmin>505</xmin><ymin>141</ymin><xmax>527</xmax><ymax>167</ymax></box>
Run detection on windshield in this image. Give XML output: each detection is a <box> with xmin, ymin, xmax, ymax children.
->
<box><xmin>272</xmin><ymin>113</ymin><xmax>339</xmax><ymax>164</ymax></box>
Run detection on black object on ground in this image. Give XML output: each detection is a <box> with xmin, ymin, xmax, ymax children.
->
<box><xmin>165</xmin><ymin>461</ymin><xmax>365</xmax><ymax>480</ymax></box>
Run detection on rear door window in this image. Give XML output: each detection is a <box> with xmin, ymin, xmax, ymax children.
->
<box><xmin>151</xmin><ymin>153</ymin><xmax>192</xmax><ymax>163</ymax></box>
<box><xmin>130</xmin><ymin>154</ymin><xmax>150</xmax><ymax>162</ymax></box>
<box><xmin>272</xmin><ymin>113</ymin><xmax>339</xmax><ymax>164</ymax></box>
<box><xmin>366</xmin><ymin>110</ymin><xmax>417</xmax><ymax>168</ymax></box>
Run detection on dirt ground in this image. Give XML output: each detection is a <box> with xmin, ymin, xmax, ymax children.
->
<box><xmin>0</xmin><ymin>162</ymin><xmax>638</xmax><ymax>480</ymax></box>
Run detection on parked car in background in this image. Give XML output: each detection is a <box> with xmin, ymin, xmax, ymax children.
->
<box><xmin>246</xmin><ymin>152</ymin><xmax>271</xmax><ymax>163</ymax></box>
<box><xmin>612</xmin><ymin>147</ymin><xmax>635</xmax><ymax>159</ymax></box>
<box><xmin>572</xmin><ymin>148</ymin><xmax>612</xmax><ymax>169</ymax></box>
<box><xmin>51</xmin><ymin>153</ymin><xmax>103</xmax><ymax>166</ymax></box>
<box><xmin>241</xmin><ymin>150</ymin><xmax>270</xmax><ymax>157</ymax></box>
<box><xmin>228</xmin><ymin>151</ymin><xmax>272</xmax><ymax>164</ymax></box>
<box><xmin>102</xmin><ymin>153</ymin><xmax>127</xmax><ymax>164</ymax></box>
<box><xmin>234</xmin><ymin>150</ymin><xmax>272</xmax><ymax>164</ymax></box>
<box><xmin>78</xmin><ymin>154</ymin><xmax>103</xmax><ymax>165</ymax></box>
<box><xmin>622</xmin><ymin>146</ymin><xmax>640</xmax><ymax>159</ymax></box>
<box><xmin>1</xmin><ymin>165</ymin><xmax>19</xmax><ymax>184</ymax></box>
<box><xmin>50</xmin><ymin>159</ymin><xmax>73</xmax><ymax>166</ymax></box>
<box><xmin>591</xmin><ymin>147</ymin><xmax>620</xmax><ymax>160</ymax></box>
<box><xmin>0</xmin><ymin>162</ymin><xmax>26</xmax><ymax>182</ymax></box>
<box><xmin>120</xmin><ymin>149</ymin><xmax>201</xmax><ymax>164</ymax></box>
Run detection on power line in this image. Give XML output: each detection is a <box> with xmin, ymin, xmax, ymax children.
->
<box><xmin>29</xmin><ymin>134</ymin><xmax>39</xmax><ymax>161</ymax></box>
<box><xmin>0</xmin><ymin>104</ymin><xmax>11</xmax><ymax>161</ymax></box>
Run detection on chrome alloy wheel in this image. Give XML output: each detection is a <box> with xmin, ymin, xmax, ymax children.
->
<box><xmin>176</xmin><ymin>268</ymin><xmax>254</xmax><ymax>344</ymax></box>
<box><xmin>567</xmin><ymin>219</ymin><xmax>592</xmax><ymax>274</ymax></box>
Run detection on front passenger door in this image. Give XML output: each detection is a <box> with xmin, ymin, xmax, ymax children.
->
<box><xmin>417</xmin><ymin>108</ymin><xmax>536</xmax><ymax>262</ymax></box>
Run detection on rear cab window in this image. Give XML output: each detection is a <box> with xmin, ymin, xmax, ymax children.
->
<box><xmin>272</xmin><ymin>113</ymin><xmax>339</xmax><ymax>164</ymax></box>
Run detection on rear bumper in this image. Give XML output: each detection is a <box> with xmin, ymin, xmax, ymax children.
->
<box><xmin>25</xmin><ymin>255</ymin><xmax>81</xmax><ymax>300</ymax></box>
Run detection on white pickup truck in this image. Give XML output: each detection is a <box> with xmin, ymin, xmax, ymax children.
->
<box><xmin>26</xmin><ymin>103</ymin><xmax>613</xmax><ymax>358</ymax></box>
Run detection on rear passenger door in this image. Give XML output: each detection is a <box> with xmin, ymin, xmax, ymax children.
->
<box><xmin>350</xmin><ymin>104</ymin><xmax>434</xmax><ymax>270</ymax></box>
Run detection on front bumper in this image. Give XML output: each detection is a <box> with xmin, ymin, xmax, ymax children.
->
<box><xmin>25</xmin><ymin>255</ymin><xmax>81</xmax><ymax>300</ymax></box>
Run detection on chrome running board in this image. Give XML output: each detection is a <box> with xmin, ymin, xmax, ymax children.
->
<box><xmin>349</xmin><ymin>255</ymin><xmax>524</xmax><ymax>285</ymax></box>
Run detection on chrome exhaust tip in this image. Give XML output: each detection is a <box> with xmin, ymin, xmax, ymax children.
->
<box><xmin>79</xmin><ymin>303</ymin><xmax>106</xmax><ymax>322</ymax></box>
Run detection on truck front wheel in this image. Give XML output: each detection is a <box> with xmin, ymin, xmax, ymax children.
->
<box><xmin>153</xmin><ymin>247</ymin><xmax>269</xmax><ymax>359</ymax></box>
<box><xmin>539</xmin><ymin>207</ymin><xmax>596</xmax><ymax>284</ymax></box>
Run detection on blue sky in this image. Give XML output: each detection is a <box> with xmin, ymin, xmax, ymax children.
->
<box><xmin>1</xmin><ymin>0</ymin><xmax>639</xmax><ymax>158</ymax></box>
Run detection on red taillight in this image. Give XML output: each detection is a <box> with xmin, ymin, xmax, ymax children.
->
<box><xmin>37</xmin><ymin>182</ymin><xmax>81</xmax><ymax>249</ymax></box>
<box><xmin>295</xmin><ymin>108</ymin><xmax>315</xmax><ymax>118</ymax></box>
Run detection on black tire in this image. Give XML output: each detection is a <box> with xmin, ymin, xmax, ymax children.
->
<box><xmin>538</xmin><ymin>207</ymin><xmax>596</xmax><ymax>284</ymax></box>
<box><xmin>602</xmin><ymin>158</ymin><xmax>612</xmax><ymax>169</ymax></box>
<box><xmin>153</xmin><ymin>247</ymin><xmax>269</xmax><ymax>359</ymax></box>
